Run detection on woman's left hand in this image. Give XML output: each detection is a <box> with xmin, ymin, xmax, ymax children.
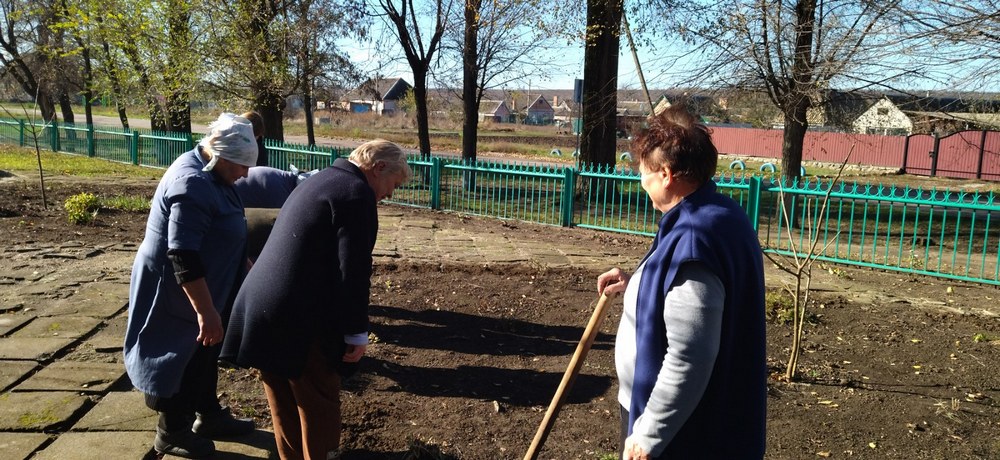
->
<box><xmin>196</xmin><ymin>310</ymin><xmax>224</xmax><ymax>346</ymax></box>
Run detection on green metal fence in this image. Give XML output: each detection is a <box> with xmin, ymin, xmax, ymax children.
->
<box><xmin>758</xmin><ymin>180</ymin><xmax>999</xmax><ymax>285</ymax></box>
<box><xmin>2</xmin><ymin>116</ymin><xmax>997</xmax><ymax>285</ymax></box>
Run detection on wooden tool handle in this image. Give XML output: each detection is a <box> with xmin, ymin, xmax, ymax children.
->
<box><xmin>524</xmin><ymin>294</ymin><xmax>611</xmax><ymax>460</ymax></box>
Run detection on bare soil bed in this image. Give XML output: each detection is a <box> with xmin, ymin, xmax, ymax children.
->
<box><xmin>2</xmin><ymin>173</ymin><xmax>1000</xmax><ymax>459</ymax></box>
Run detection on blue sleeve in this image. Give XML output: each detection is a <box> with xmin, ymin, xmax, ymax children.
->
<box><xmin>630</xmin><ymin>261</ymin><xmax>725</xmax><ymax>456</ymax></box>
<box><xmin>165</xmin><ymin>174</ymin><xmax>215</xmax><ymax>251</ymax></box>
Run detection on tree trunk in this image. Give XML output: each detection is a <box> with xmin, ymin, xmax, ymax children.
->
<box><xmin>304</xmin><ymin>82</ymin><xmax>316</xmax><ymax>146</ymax></box>
<box><xmin>781</xmin><ymin>102</ymin><xmax>808</xmax><ymax>182</ymax></box>
<box><xmin>579</xmin><ymin>0</ymin><xmax>623</xmax><ymax>168</ymax></box>
<box><xmin>98</xmin><ymin>35</ymin><xmax>129</xmax><ymax>129</ymax></box>
<box><xmin>461</xmin><ymin>0</ymin><xmax>481</xmax><ymax>163</ymax></box>
<box><xmin>81</xmin><ymin>46</ymin><xmax>94</xmax><ymax>128</ymax></box>
<box><xmin>413</xmin><ymin>69</ymin><xmax>432</xmax><ymax>158</ymax></box>
<box><xmin>257</xmin><ymin>90</ymin><xmax>285</xmax><ymax>142</ymax></box>
<box><xmin>165</xmin><ymin>0</ymin><xmax>191</xmax><ymax>133</ymax></box>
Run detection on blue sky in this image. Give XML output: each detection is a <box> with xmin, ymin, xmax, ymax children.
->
<box><xmin>338</xmin><ymin>33</ymin><xmax>660</xmax><ymax>92</ymax></box>
<box><xmin>338</xmin><ymin>12</ymin><xmax>997</xmax><ymax>95</ymax></box>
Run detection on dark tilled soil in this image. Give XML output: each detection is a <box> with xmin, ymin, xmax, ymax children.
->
<box><xmin>3</xmin><ymin>173</ymin><xmax>999</xmax><ymax>460</ymax></box>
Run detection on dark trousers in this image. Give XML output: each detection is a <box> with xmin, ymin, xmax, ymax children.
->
<box><xmin>260</xmin><ymin>344</ymin><xmax>342</xmax><ymax>460</ymax></box>
<box><xmin>144</xmin><ymin>343</ymin><xmax>223</xmax><ymax>432</ymax></box>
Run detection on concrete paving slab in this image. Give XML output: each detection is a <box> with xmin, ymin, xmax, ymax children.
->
<box><xmin>84</xmin><ymin>312</ymin><xmax>127</xmax><ymax>351</ymax></box>
<box><xmin>0</xmin><ymin>392</ymin><xmax>89</xmax><ymax>430</ymax></box>
<box><xmin>0</xmin><ymin>267</ymin><xmax>51</xmax><ymax>282</ymax></box>
<box><xmin>74</xmin><ymin>391</ymin><xmax>157</xmax><ymax>431</ymax></box>
<box><xmin>10</xmin><ymin>315</ymin><xmax>103</xmax><ymax>339</ymax></box>
<box><xmin>32</xmin><ymin>431</ymin><xmax>153</xmax><ymax>460</ymax></box>
<box><xmin>0</xmin><ymin>312</ymin><xmax>35</xmax><ymax>335</ymax></box>
<box><xmin>14</xmin><ymin>361</ymin><xmax>125</xmax><ymax>393</ymax></box>
<box><xmin>14</xmin><ymin>280</ymin><xmax>69</xmax><ymax>298</ymax></box>
<box><xmin>40</xmin><ymin>282</ymin><xmax>128</xmax><ymax>319</ymax></box>
<box><xmin>0</xmin><ymin>337</ymin><xmax>75</xmax><ymax>360</ymax></box>
<box><xmin>200</xmin><ymin>430</ymin><xmax>277</xmax><ymax>459</ymax></box>
<box><xmin>0</xmin><ymin>432</ymin><xmax>50</xmax><ymax>460</ymax></box>
<box><xmin>0</xmin><ymin>360</ymin><xmax>37</xmax><ymax>391</ymax></box>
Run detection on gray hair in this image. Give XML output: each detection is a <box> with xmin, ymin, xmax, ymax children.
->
<box><xmin>348</xmin><ymin>139</ymin><xmax>413</xmax><ymax>181</ymax></box>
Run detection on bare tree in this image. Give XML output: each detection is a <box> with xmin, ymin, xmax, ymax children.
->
<box><xmin>650</xmin><ymin>0</ymin><xmax>915</xmax><ymax>181</ymax></box>
<box><xmin>899</xmin><ymin>0</ymin><xmax>1000</xmax><ymax>92</ymax></box>
<box><xmin>371</xmin><ymin>0</ymin><xmax>453</xmax><ymax>157</ymax></box>
<box><xmin>0</xmin><ymin>0</ymin><xmax>59</xmax><ymax>121</ymax></box>
<box><xmin>433</xmin><ymin>0</ymin><xmax>567</xmax><ymax>161</ymax></box>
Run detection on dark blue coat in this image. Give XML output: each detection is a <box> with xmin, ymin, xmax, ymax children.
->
<box><xmin>221</xmin><ymin>158</ymin><xmax>377</xmax><ymax>378</ymax></box>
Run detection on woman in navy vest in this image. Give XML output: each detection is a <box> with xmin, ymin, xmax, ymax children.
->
<box><xmin>597</xmin><ymin>106</ymin><xmax>767</xmax><ymax>459</ymax></box>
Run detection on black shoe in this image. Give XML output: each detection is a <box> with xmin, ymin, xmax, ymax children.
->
<box><xmin>192</xmin><ymin>406</ymin><xmax>255</xmax><ymax>438</ymax></box>
<box><xmin>154</xmin><ymin>428</ymin><xmax>215</xmax><ymax>458</ymax></box>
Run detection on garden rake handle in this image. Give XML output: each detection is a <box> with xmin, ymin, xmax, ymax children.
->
<box><xmin>524</xmin><ymin>293</ymin><xmax>611</xmax><ymax>460</ymax></box>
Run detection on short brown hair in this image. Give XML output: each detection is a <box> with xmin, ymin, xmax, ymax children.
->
<box><xmin>630</xmin><ymin>105</ymin><xmax>717</xmax><ymax>184</ymax></box>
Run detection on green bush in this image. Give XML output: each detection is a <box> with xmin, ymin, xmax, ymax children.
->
<box><xmin>64</xmin><ymin>192</ymin><xmax>100</xmax><ymax>224</ymax></box>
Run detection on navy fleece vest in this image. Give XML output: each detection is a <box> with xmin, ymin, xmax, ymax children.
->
<box><xmin>632</xmin><ymin>181</ymin><xmax>767</xmax><ymax>459</ymax></box>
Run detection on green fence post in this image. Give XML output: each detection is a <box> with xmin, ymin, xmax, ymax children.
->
<box><xmin>747</xmin><ymin>176</ymin><xmax>762</xmax><ymax>232</ymax></box>
<box><xmin>87</xmin><ymin>123</ymin><xmax>95</xmax><ymax>157</ymax></box>
<box><xmin>18</xmin><ymin>120</ymin><xmax>25</xmax><ymax>147</ymax></box>
<box><xmin>561</xmin><ymin>167</ymin><xmax>577</xmax><ymax>227</ymax></box>
<box><xmin>50</xmin><ymin>119</ymin><xmax>60</xmax><ymax>152</ymax></box>
<box><xmin>187</xmin><ymin>133</ymin><xmax>195</xmax><ymax>151</ymax></box>
<box><xmin>430</xmin><ymin>157</ymin><xmax>443</xmax><ymax>210</ymax></box>
<box><xmin>130</xmin><ymin>131</ymin><xmax>140</xmax><ymax>165</ymax></box>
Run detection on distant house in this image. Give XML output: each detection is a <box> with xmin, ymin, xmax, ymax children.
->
<box><xmin>478</xmin><ymin>99</ymin><xmax>513</xmax><ymax>123</ymax></box>
<box><xmin>815</xmin><ymin>92</ymin><xmax>913</xmax><ymax>135</ymax></box>
<box><xmin>553</xmin><ymin>97</ymin><xmax>580</xmax><ymax>128</ymax></box>
<box><xmin>520</xmin><ymin>95</ymin><xmax>555</xmax><ymax>125</ymax></box>
<box><xmin>852</xmin><ymin>98</ymin><xmax>913</xmax><ymax>135</ymax></box>
<box><xmin>340</xmin><ymin>77</ymin><xmax>412</xmax><ymax>115</ymax></box>
<box><xmin>653</xmin><ymin>95</ymin><xmax>672</xmax><ymax>115</ymax></box>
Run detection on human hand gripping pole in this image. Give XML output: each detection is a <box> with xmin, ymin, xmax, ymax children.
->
<box><xmin>523</xmin><ymin>293</ymin><xmax>611</xmax><ymax>460</ymax></box>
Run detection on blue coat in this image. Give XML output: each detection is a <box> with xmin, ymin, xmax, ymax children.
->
<box><xmin>124</xmin><ymin>148</ymin><xmax>248</xmax><ymax>397</ymax></box>
<box><xmin>221</xmin><ymin>158</ymin><xmax>377</xmax><ymax>378</ymax></box>
<box><xmin>233</xmin><ymin>166</ymin><xmax>298</xmax><ymax>208</ymax></box>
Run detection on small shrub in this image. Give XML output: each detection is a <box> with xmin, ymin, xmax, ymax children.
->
<box><xmin>64</xmin><ymin>192</ymin><xmax>99</xmax><ymax>224</ymax></box>
<box><xmin>972</xmin><ymin>333</ymin><xmax>1000</xmax><ymax>343</ymax></box>
<box><xmin>765</xmin><ymin>289</ymin><xmax>795</xmax><ymax>324</ymax></box>
<box><xmin>765</xmin><ymin>289</ymin><xmax>819</xmax><ymax>325</ymax></box>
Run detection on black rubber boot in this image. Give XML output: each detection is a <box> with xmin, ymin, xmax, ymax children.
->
<box><xmin>192</xmin><ymin>406</ymin><xmax>255</xmax><ymax>438</ymax></box>
<box><xmin>154</xmin><ymin>428</ymin><xmax>215</xmax><ymax>458</ymax></box>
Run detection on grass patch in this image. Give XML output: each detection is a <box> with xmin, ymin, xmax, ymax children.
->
<box><xmin>0</xmin><ymin>145</ymin><xmax>163</xmax><ymax>179</ymax></box>
<box><xmin>101</xmin><ymin>195</ymin><xmax>151</xmax><ymax>212</ymax></box>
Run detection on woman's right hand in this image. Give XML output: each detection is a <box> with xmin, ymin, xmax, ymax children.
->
<box><xmin>597</xmin><ymin>268</ymin><xmax>630</xmax><ymax>296</ymax></box>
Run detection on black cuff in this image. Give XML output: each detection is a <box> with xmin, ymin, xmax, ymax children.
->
<box><xmin>166</xmin><ymin>249</ymin><xmax>206</xmax><ymax>284</ymax></box>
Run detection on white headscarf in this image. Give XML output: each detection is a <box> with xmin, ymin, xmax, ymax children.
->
<box><xmin>200</xmin><ymin>113</ymin><xmax>258</xmax><ymax>171</ymax></box>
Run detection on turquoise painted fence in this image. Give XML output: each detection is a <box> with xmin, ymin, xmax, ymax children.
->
<box><xmin>2</xmin><ymin>116</ymin><xmax>997</xmax><ymax>285</ymax></box>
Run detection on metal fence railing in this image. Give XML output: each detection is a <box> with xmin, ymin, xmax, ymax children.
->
<box><xmin>2</xmin><ymin>116</ymin><xmax>997</xmax><ymax>285</ymax></box>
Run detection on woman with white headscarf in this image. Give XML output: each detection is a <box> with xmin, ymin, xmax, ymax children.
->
<box><xmin>124</xmin><ymin>113</ymin><xmax>258</xmax><ymax>459</ymax></box>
